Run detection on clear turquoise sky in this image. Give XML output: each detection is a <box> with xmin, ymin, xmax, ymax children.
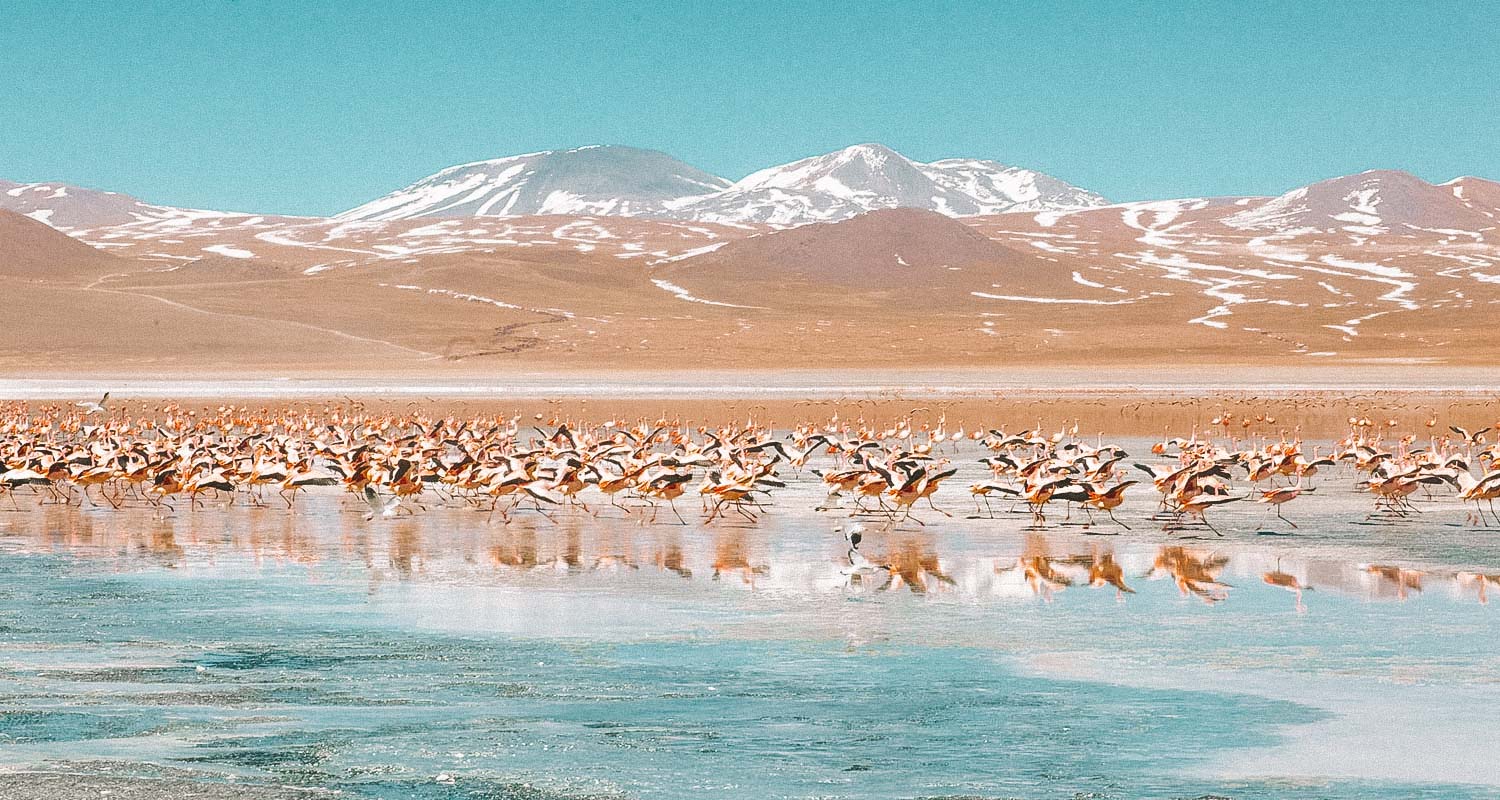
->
<box><xmin>3</xmin><ymin>1</ymin><xmax>1496</xmax><ymax>215</ymax></box>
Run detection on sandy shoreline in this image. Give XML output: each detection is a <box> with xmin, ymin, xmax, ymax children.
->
<box><xmin>7</xmin><ymin>365</ymin><xmax>1500</xmax><ymax>395</ymax></box>
<box><xmin>4</xmin><ymin>368</ymin><xmax>1496</xmax><ymax>437</ymax></box>
<box><xmin>5</xmin><ymin>390</ymin><xmax>1497</xmax><ymax>439</ymax></box>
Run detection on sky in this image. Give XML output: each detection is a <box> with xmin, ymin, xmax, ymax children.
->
<box><xmin>3</xmin><ymin>1</ymin><xmax>1497</xmax><ymax>216</ymax></box>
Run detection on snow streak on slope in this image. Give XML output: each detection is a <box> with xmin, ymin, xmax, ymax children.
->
<box><xmin>1225</xmin><ymin>170</ymin><xmax>1498</xmax><ymax>235</ymax></box>
<box><xmin>61</xmin><ymin>212</ymin><xmax>750</xmax><ymax>271</ymax></box>
<box><xmin>0</xmin><ymin>180</ymin><xmax>236</xmax><ymax>231</ymax></box>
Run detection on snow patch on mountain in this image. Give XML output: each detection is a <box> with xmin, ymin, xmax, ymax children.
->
<box><xmin>338</xmin><ymin>143</ymin><xmax>1106</xmax><ymax>226</ymax></box>
<box><xmin>667</xmin><ymin>144</ymin><xmax>1106</xmax><ymax>225</ymax></box>
<box><xmin>1225</xmin><ymin>170</ymin><xmax>1497</xmax><ymax>235</ymax></box>
<box><xmin>0</xmin><ymin>179</ymin><xmax>234</xmax><ymax>232</ymax></box>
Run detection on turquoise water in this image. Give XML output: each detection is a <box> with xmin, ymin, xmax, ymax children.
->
<box><xmin>3</xmin><ymin>479</ymin><xmax>1500</xmax><ymax>798</ymax></box>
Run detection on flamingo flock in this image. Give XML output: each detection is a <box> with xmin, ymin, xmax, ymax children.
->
<box><xmin>1</xmin><ymin>401</ymin><xmax>1499</xmax><ymax>536</ymax></box>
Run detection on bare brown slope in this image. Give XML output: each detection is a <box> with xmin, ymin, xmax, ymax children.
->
<box><xmin>5</xmin><ymin>195</ymin><xmax>1500</xmax><ymax>374</ymax></box>
<box><xmin>664</xmin><ymin>208</ymin><xmax>1032</xmax><ymax>282</ymax></box>
<box><xmin>655</xmin><ymin>208</ymin><xmax>1105</xmax><ymax>309</ymax></box>
<box><xmin>0</xmin><ymin>210</ymin><xmax>125</xmax><ymax>283</ymax></box>
<box><xmin>0</xmin><ymin>282</ymin><xmax>434</xmax><ymax>372</ymax></box>
<box><xmin>1228</xmin><ymin>170</ymin><xmax>1498</xmax><ymax>232</ymax></box>
<box><xmin>1447</xmin><ymin>176</ymin><xmax>1500</xmax><ymax>223</ymax></box>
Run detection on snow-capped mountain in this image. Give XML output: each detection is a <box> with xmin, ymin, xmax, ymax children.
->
<box><xmin>0</xmin><ymin>179</ymin><xmax>228</xmax><ymax>231</ymax></box>
<box><xmin>920</xmin><ymin>157</ymin><xmax>1107</xmax><ymax>214</ymax></box>
<box><xmin>336</xmin><ymin>143</ymin><xmax>1107</xmax><ymax>225</ymax></box>
<box><xmin>1224</xmin><ymin>169</ymin><xmax>1498</xmax><ymax>233</ymax></box>
<box><xmin>336</xmin><ymin>145</ymin><xmax>732</xmax><ymax>222</ymax></box>
<box><xmin>667</xmin><ymin>144</ymin><xmax>1108</xmax><ymax>225</ymax></box>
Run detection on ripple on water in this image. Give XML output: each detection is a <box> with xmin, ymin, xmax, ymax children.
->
<box><xmin>0</xmin><ymin>709</ymin><xmax>165</xmax><ymax>743</ymax></box>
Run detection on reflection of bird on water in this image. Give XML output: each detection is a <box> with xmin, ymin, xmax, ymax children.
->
<box><xmin>387</xmin><ymin>520</ymin><xmax>421</xmax><ymax>576</ymax></box>
<box><xmin>592</xmin><ymin>553</ymin><xmax>638</xmax><ymax>571</ymax></box>
<box><xmin>880</xmin><ymin>536</ymin><xmax>955</xmax><ymax>594</ymax></box>
<box><xmin>592</xmin><ymin>527</ymin><xmax>639</xmax><ymax>571</ymax></box>
<box><xmin>838</xmin><ymin>525</ymin><xmax>954</xmax><ymax>594</ymax></box>
<box><xmin>1456</xmin><ymin>572</ymin><xmax>1500</xmax><ymax>604</ymax></box>
<box><xmin>489</xmin><ymin>528</ymin><xmax>538</xmax><ymax>568</ymax></box>
<box><xmin>1262</xmin><ymin>559</ymin><xmax>1312</xmax><ymax>612</ymax></box>
<box><xmin>1062</xmin><ymin>549</ymin><xmax>1134</xmax><ymax>599</ymax></box>
<box><xmin>533</xmin><ymin>527</ymin><xmax>584</xmax><ymax>572</ymax></box>
<box><xmin>998</xmin><ymin>535</ymin><xmax>1072</xmax><ymax>600</ymax></box>
<box><xmin>656</xmin><ymin>541</ymin><xmax>692</xmax><ymax>578</ymax></box>
<box><xmin>712</xmin><ymin>530</ymin><xmax>768</xmax><ymax>585</ymax></box>
<box><xmin>1146</xmin><ymin>546</ymin><xmax>1230</xmax><ymax>603</ymax></box>
<box><xmin>1364</xmin><ymin>564</ymin><xmax>1423</xmax><ymax>600</ymax></box>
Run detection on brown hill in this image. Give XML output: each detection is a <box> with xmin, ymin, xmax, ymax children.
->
<box><xmin>0</xmin><ymin>209</ymin><xmax>125</xmax><ymax>283</ymax></box>
<box><xmin>663</xmin><ymin>208</ymin><xmax>1025</xmax><ymax>283</ymax></box>
<box><xmin>654</xmin><ymin>208</ymin><xmax>1096</xmax><ymax>309</ymax></box>
<box><xmin>1226</xmin><ymin>170</ymin><xmax>1497</xmax><ymax>232</ymax></box>
<box><xmin>4</xmin><ymin>168</ymin><xmax>1500</xmax><ymax>375</ymax></box>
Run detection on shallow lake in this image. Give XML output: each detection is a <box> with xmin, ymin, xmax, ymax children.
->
<box><xmin>3</xmin><ymin>451</ymin><xmax>1499</xmax><ymax>799</ymax></box>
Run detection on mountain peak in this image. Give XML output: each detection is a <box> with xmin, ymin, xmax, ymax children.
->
<box><xmin>334</xmin><ymin>144</ymin><xmax>1105</xmax><ymax>226</ymax></box>
<box><xmin>674</xmin><ymin>144</ymin><xmax>1105</xmax><ymax>225</ymax></box>
<box><xmin>1226</xmin><ymin>169</ymin><xmax>1494</xmax><ymax>232</ymax></box>
<box><xmin>729</xmin><ymin>143</ymin><xmax>927</xmax><ymax>194</ymax></box>
<box><xmin>1352</xmin><ymin>168</ymin><xmax>1422</xmax><ymax>180</ymax></box>
<box><xmin>833</xmin><ymin>142</ymin><xmax>904</xmax><ymax>162</ymax></box>
<box><xmin>336</xmin><ymin>146</ymin><xmax>732</xmax><ymax>221</ymax></box>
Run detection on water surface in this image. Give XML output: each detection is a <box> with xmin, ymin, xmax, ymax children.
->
<box><xmin>3</xmin><ymin>469</ymin><xmax>1499</xmax><ymax>799</ymax></box>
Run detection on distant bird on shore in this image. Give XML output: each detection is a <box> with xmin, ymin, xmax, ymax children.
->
<box><xmin>76</xmin><ymin>392</ymin><xmax>110</xmax><ymax>415</ymax></box>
